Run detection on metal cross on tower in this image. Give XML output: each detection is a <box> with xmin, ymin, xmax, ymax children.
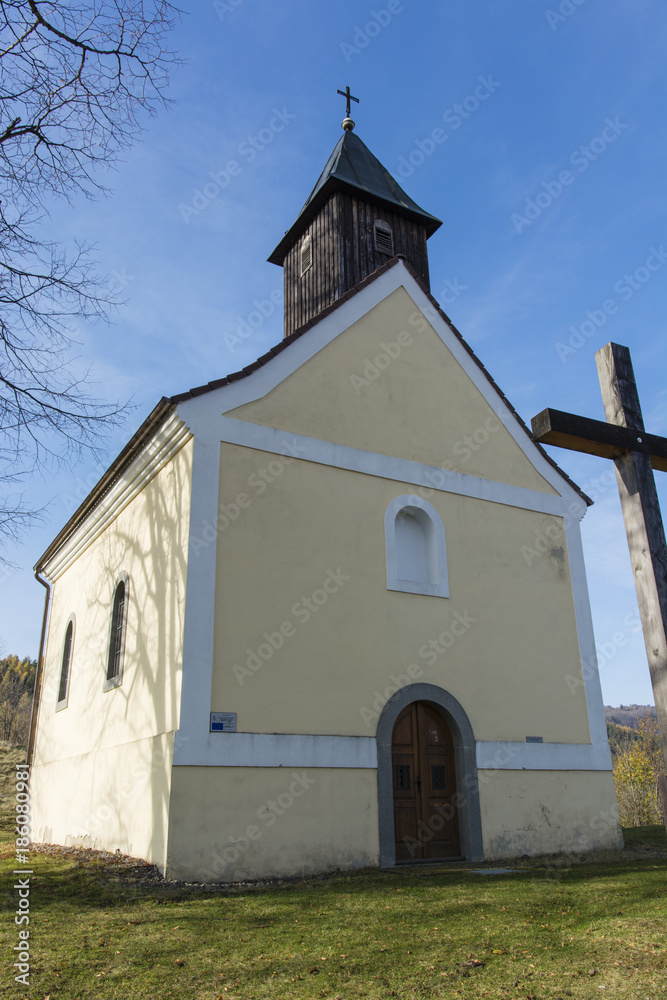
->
<box><xmin>532</xmin><ymin>342</ymin><xmax>667</xmax><ymax>818</ymax></box>
<box><xmin>337</xmin><ymin>85</ymin><xmax>359</xmax><ymax>130</ymax></box>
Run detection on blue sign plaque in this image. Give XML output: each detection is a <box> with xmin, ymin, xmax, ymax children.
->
<box><xmin>210</xmin><ymin>712</ymin><xmax>237</xmax><ymax>732</ymax></box>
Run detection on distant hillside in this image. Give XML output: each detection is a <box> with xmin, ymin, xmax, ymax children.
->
<box><xmin>605</xmin><ymin>704</ymin><xmax>656</xmax><ymax>729</ymax></box>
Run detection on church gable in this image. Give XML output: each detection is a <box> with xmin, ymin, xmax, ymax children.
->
<box><xmin>226</xmin><ymin>279</ymin><xmax>559</xmax><ymax>496</ymax></box>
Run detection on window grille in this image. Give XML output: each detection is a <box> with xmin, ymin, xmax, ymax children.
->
<box><xmin>107</xmin><ymin>581</ymin><xmax>127</xmax><ymax>683</ymax></box>
<box><xmin>57</xmin><ymin>620</ymin><xmax>74</xmax><ymax>706</ymax></box>
<box><xmin>431</xmin><ymin>764</ymin><xmax>447</xmax><ymax>791</ymax></box>
<box><xmin>395</xmin><ymin>763</ymin><xmax>411</xmax><ymax>791</ymax></box>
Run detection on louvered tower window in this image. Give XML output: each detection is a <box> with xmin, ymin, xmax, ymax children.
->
<box><xmin>374</xmin><ymin>220</ymin><xmax>394</xmax><ymax>256</ymax></box>
<box><xmin>300</xmin><ymin>234</ymin><xmax>313</xmax><ymax>276</ymax></box>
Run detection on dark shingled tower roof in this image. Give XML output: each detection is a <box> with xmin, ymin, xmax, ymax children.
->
<box><xmin>268</xmin><ymin>130</ymin><xmax>442</xmax><ymax>264</ymax></box>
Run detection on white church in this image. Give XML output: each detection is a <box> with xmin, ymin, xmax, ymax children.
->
<box><xmin>28</xmin><ymin>102</ymin><xmax>622</xmax><ymax>881</ymax></box>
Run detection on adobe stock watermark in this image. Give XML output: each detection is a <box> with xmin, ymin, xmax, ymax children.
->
<box><xmin>61</xmin><ymin>465</ymin><xmax>106</xmax><ymax>515</ymax></box>
<box><xmin>190</xmin><ymin>439</ymin><xmax>305</xmax><ymax>555</ymax></box>
<box><xmin>436</xmin><ymin>275</ymin><xmax>468</xmax><ymax>308</ymax></box>
<box><xmin>396</xmin><ymin>76</ymin><xmax>501</xmax><ymax>180</ymax></box>
<box><xmin>545</xmin><ymin>0</ymin><xmax>588</xmax><ymax>31</ymax></box>
<box><xmin>531</xmin><ymin>803</ymin><xmax>621</xmax><ymax>881</ymax></box>
<box><xmin>68</xmin><ymin>744</ymin><xmax>170</xmax><ymax>845</ymax></box>
<box><xmin>565</xmin><ymin>612</ymin><xmax>642</xmax><ymax>696</ymax></box>
<box><xmin>223</xmin><ymin>286</ymin><xmax>283</xmax><ymax>354</ymax></box>
<box><xmin>107</xmin><ymin>266</ymin><xmax>134</xmax><ymax>298</ymax></box>
<box><xmin>359</xmin><ymin>610</ymin><xmax>477</xmax><ymax>728</ymax></box>
<box><xmin>213</xmin><ymin>0</ymin><xmax>248</xmax><ymax>20</ymax></box>
<box><xmin>233</xmin><ymin>568</ymin><xmax>350</xmax><ymax>684</ymax></box>
<box><xmin>521</xmin><ymin>466</ymin><xmax>623</xmax><ymax>568</ymax></box>
<box><xmin>521</xmin><ymin>521</ymin><xmax>566</xmax><ymax>567</ymax></box>
<box><xmin>348</xmin><ymin>304</ymin><xmax>439</xmax><ymax>394</ymax></box>
<box><xmin>555</xmin><ymin>246</ymin><xmax>667</xmax><ymax>362</ymax></box>
<box><xmin>340</xmin><ymin>0</ymin><xmax>412</xmax><ymax>63</ymax></box>
<box><xmin>511</xmin><ymin>117</ymin><xmax>629</xmax><ymax>234</ymax></box>
<box><xmin>13</xmin><ymin>764</ymin><xmax>31</xmax><ymax>987</ymax></box>
<box><xmin>348</xmin><ymin>290</ymin><xmax>467</xmax><ymax>395</ymax></box>
<box><xmin>385</xmin><ymin>405</ymin><xmax>513</xmax><ymax>498</ymax></box>
<box><xmin>179</xmin><ymin>107</ymin><xmax>296</xmax><ymax>223</ymax></box>
<box><xmin>403</xmin><ymin>742</ymin><xmax>520</xmax><ymax>859</ymax></box>
<box><xmin>204</xmin><ymin>771</ymin><xmax>317</xmax><ymax>881</ymax></box>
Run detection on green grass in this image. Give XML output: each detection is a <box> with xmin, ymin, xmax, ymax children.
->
<box><xmin>1</xmin><ymin>746</ymin><xmax>666</xmax><ymax>999</ymax></box>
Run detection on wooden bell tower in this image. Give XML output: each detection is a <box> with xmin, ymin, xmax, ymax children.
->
<box><xmin>268</xmin><ymin>88</ymin><xmax>442</xmax><ymax>339</ymax></box>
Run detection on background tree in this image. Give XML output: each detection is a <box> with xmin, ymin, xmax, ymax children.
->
<box><xmin>0</xmin><ymin>1</ymin><xmax>180</xmax><ymax>554</ymax></box>
<box><xmin>0</xmin><ymin>653</ymin><xmax>36</xmax><ymax>746</ymax></box>
<box><xmin>612</xmin><ymin>713</ymin><xmax>664</xmax><ymax>827</ymax></box>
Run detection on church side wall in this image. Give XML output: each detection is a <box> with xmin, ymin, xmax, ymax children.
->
<box><xmin>29</xmin><ymin>438</ymin><xmax>193</xmax><ymax>869</ymax></box>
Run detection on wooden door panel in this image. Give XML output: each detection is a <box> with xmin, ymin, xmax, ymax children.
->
<box><xmin>392</xmin><ymin>705</ymin><xmax>419</xmax><ymax>860</ymax></box>
<box><xmin>392</xmin><ymin>701</ymin><xmax>461</xmax><ymax>861</ymax></box>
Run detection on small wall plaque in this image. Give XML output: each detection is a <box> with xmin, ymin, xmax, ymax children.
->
<box><xmin>526</xmin><ymin>736</ymin><xmax>543</xmax><ymax>743</ymax></box>
<box><xmin>210</xmin><ymin>712</ymin><xmax>237</xmax><ymax>733</ymax></box>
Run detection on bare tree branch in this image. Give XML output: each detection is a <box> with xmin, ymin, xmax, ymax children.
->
<box><xmin>0</xmin><ymin>2</ymin><xmax>181</xmax><ymax>557</ymax></box>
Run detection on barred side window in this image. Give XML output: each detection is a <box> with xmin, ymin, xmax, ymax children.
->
<box><xmin>105</xmin><ymin>578</ymin><xmax>128</xmax><ymax>690</ymax></box>
<box><xmin>56</xmin><ymin>619</ymin><xmax>74</xmax><ymax>710</ymax></box>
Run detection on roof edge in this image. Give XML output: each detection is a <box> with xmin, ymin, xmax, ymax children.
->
<box><xmin>397</xmin><ymin>259</ymin><xmax>592</xmax><ymax>506</ymax></box>
<box><xmin>173</xmin><ymin>256</ymin><xmax>406</xmax><ymax>403</ymax></box>
<box><xmin>173</xmin><ymin>256</ymin><xmax>590</xmax><ymax>505</ymax></box>
<box><xmin>35</xmin><ymin>397</ymin><xmax>176</xmax><ymax>572</ymax></box>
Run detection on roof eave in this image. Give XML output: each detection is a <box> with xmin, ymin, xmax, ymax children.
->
<box><xmin>268</xmin><ymin>177</ymin><xmax>442</xmax><ymax>266</ymax></box>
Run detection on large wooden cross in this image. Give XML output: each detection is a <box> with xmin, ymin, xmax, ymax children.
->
<box><xmin>531</xmin><ymin>342</ymin><xmax>667</xmax><ymax>786</ymax></box>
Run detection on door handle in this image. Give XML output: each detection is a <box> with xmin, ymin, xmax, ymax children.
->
<box><xmin>415</xmin><ymin>777</ymin><xmax>422</xmax><ymax>791</ymax></box>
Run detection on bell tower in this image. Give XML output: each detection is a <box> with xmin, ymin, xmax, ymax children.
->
<box><xmin>268</xmin><ymin>88</ymin><xmax>442</xmax><ymax>339</ymax></box>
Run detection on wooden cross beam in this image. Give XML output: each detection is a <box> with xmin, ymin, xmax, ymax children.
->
<box><xmin>532</xmin><ymin>342</ymin><xmax>667</xmax><ymax>775</ymax></box>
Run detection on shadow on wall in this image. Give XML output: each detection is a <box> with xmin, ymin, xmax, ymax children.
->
<box><xmin>59</xmin><ymin>440</ymin><xmax>192</xmax><ymax>863</ymax></box>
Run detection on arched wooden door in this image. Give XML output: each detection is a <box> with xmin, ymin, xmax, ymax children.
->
<box><xmin>392</xmin><ymin>701</ymin><xmax>461</xmax><ymax>861</ymax></box>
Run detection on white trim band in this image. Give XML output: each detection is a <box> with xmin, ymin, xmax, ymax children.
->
<box><xmin>217</xmin><ymin>417</ymin><xmax>570</xmax><ymax>516</ymax></box>
<box><xmin>476</xmin><ymin>740</ymin><xmax>612</xmax><ymax>771</ymax></box>
<box><xmin>172</xmin><ymin>732</ymin><xmax>612</xmax><ymax>771</ymax></box>
<box><xmin>173</xmin><ymin>732</ymin><xmax>378</xmax><ymax>768</ymax></box>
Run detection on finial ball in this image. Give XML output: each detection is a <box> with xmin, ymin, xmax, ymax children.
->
<box><xmin>342</xmin><ymin>116</ymin><xmax>355</xmax><ymax>131</ymax></box>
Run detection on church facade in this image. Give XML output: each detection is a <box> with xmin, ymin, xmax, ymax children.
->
<box><xmin>28</xmin><ymin>116</ymin><xmax>622</xmax><ymax>881</ymax></box>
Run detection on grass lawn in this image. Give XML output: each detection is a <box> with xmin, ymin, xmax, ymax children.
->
<box><xmin>1</xmin><ymin>746</ymin><xmax>666</xmax><ymax>999</ymax></box>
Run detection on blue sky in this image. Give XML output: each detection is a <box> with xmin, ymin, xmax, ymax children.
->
<box><xmin>3</xmin><ymin>0</ymin><xmax>666</xmax><ymax>707</ymax></box>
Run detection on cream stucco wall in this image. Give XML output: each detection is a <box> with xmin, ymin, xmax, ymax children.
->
<box><xmin>30</xmin><ymin>438</ymin><xmax>193</xmax><ymax>865</ymax></box>
<box><xmin>30</xmin><ymin>734</ymin><xmax>173</xmax><ymax>867</ymax></box>
<box><xmin>229</xmin><ymin>287</ymin><xmax>557</xmax><ymax>495</ymax></box>
<box><xmin>479</xmin><ymin>769</ymin><xmax>623</xmax><ymax>858</ymax></box>
<box><xmin>165</xmin><ymin>764</ymin><xmax>621</xmax><ymax>881</ymax></box>
<box><xmin>166</xmin><ymin>766</ymin><xmax>379</xmax><ymax>882</ymax></box>
<box><xmin>211</xmin><ymin>443</ymin><xmax>589</xmax><ymax>744</ymax></box>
